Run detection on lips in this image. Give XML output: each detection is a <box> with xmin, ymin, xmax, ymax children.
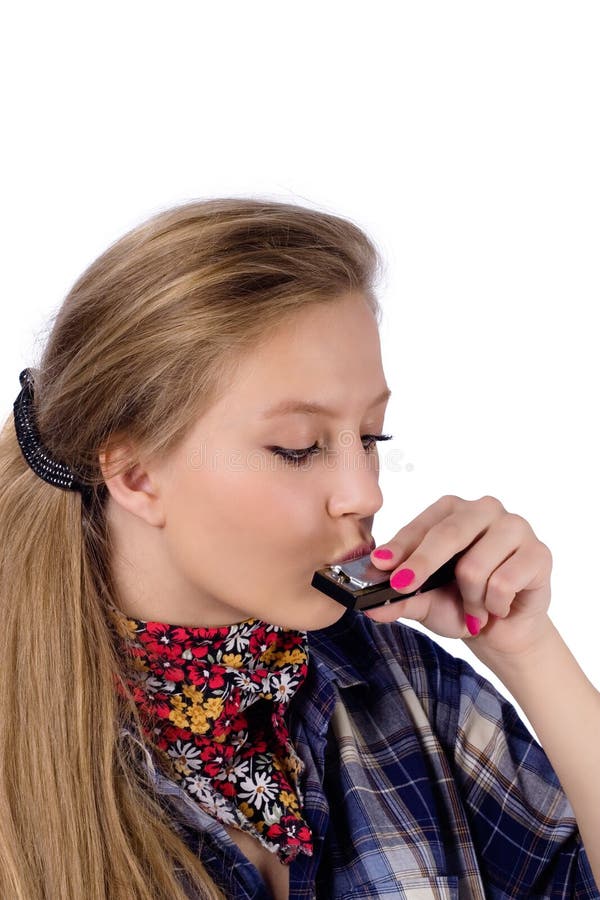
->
<box><xmin>329</xmin><ymin>536</ymin><xmax>376</xmax><ymax>566</ymax></box>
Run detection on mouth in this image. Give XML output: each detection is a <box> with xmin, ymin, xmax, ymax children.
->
<box><xmin>328</xmin><ymin>536</ymin><xmax>376</xmax><ymax>567</ymax></box>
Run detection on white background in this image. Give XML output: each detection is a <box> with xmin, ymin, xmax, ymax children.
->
<box><xmin>1</xmin><ymin>2</ymin><xmax>598</xmax><ymax>740</ymax></box>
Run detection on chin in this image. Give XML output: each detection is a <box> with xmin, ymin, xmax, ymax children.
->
<box><xmin>304</xmin><ymin>604</ymin><xmax>348</xmax><ymax>631</ymax></box>
<box><xmin>274</xmin><ymin>591</ymin><xmax>348</xmax><ymax>632</ymax></box>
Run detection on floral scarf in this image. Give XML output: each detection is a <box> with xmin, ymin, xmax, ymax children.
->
<box><xmin>109</xmin><ymin>607</ymin><xmax>314</xmax><ymax>865</ymax></box>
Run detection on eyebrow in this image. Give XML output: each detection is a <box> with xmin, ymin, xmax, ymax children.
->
<box><xmin>260</xmin><ymin>387</ymin><xmax>392</xmax><ymax>419</ymax></box>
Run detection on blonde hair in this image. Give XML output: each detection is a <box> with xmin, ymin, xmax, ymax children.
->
<box><xmin>0</xmin><ymin>197</ymin><xmax>383</xmax><ymax>898</ymax></box>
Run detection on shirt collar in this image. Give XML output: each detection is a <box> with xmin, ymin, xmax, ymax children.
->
<box><xmin>306</xmin><ymin>604</ymin><xmax>375</xmax><ymax>689</ymax></box>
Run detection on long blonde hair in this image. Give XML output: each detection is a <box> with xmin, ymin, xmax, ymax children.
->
<box><xmin>0</xmin><ymin>197</ymin><xmax>383</xmax><ymax>898</ymax></box>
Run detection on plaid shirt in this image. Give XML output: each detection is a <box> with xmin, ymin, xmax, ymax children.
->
<box><xmin>128</xmin><ymin>605</ymin><xmax>599</xmax><ymax>899</ymax></box>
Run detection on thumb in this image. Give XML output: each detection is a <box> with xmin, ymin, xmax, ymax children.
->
<box><xmin>364</xmin><ymin>586</ymin><xmax>433</xmax><ymax>624</ymax></box>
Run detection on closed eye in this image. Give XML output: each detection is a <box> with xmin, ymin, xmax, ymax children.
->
<box><xmin>269</xmin><ymin>434</ymin><xmax>394</xmax><ymax>467</ymax></box>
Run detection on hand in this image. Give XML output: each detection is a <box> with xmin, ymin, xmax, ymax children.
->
<box><xmin>366</xmin><ymin>494</ymin><xmax>554</xmax><ymax>663</ymax></box>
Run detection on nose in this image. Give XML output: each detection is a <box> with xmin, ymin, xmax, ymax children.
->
<box><xmin>324</xmin><ymin>439</ymin><xmax>384</xmax><ymax>520</ymax></box>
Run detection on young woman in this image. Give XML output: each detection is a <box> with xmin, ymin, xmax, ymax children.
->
<box><xmin>0</xmin><ymin>198</ymin><xmax>598</xmax><ymax>900</ymax></box>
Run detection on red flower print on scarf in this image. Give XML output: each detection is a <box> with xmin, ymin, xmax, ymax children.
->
<box><xmin>109</xmin><ymin>609</ymin><xmax>314</xmax><ymax>865</ymax></box>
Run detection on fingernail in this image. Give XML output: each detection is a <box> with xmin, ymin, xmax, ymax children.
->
<box><xmin>373</xmin><ymin>548</ymin><xmax>394</xmax><ymax>559</ymax></box>
<box><xmin>390</xmin><ymin>568</ymin><xmax>415</xmax><ymax>590</ymax></box>
<box><xmin>465</xmin><ymin>614</ymin><xmax>481</xmax><ymax>636</ymax></box>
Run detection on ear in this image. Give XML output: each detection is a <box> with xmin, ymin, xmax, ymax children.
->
<box><xmin>98</xmin><ymin>437</ymin><xmax>166</xmax><ymax>528</ymax></box>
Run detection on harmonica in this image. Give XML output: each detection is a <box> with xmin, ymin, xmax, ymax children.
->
<box><xmin>311</xmin><ymin>549</ymin><xmax>465</xmax><ymax>612</ymax></box>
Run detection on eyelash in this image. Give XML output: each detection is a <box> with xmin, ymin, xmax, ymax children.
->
<box><xmin>270</xmin><ymin>434</ymin><xmax>394</xmax><ymax>467</ymax></box>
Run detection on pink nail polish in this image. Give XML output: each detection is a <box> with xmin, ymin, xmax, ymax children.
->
<box><xmin>390</xmin><ymin>568</ymin><xmax>415</xmax><ymax>590</ymax></box>
<box><xmin>465</xmin><ymin>614</ymin><xmax>481</xmax><ymax>636</ymax></box>
<box><xmin>373</xmin><ymin>548</ymin><xmax>394</xmax><ymax>559</ymax></box>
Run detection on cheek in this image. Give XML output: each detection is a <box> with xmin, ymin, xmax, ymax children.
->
<box><xmin>164</xmin><ymin>459</ymin><xmax>321</xmax><ymax>577</ymax></box>
<box><xmin>207</xmin><ymin>471</ymin><xmax>318</xmax><ymax>551</ymax></box>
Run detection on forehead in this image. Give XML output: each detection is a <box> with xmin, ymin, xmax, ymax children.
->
<box><xmin>211</xmin><ymin>294</ymin><xmax>387</xmax><ymax>421</ymax></box>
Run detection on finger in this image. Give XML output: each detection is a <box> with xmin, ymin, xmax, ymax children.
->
<box><xmin>453</xmin><ymin>517</ymin><xmax>527</xmax><ymax>626</ymax></box>
<box><xmin>483</xmin><ymin>542</ymin><xmax>552</xmax><ymax>620</ymax></box>
<box><xmin>363</xmin><ymin>589</ymin><xmax>433</xmax><ymax>624</ymax></box>
<box><xmin>365</xmin><ymin>582</ymin><xmax>468</xmax><ymax>637</ymax></box>
<box><xmin>383</xmin><ymin>498</ymin><xmax>501</xmax><ymax>600</ymax></box>
<box><xmin>370</xmin><ymin>495</ymin><xmax>466</xmax><ymax>569</ymax></box>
